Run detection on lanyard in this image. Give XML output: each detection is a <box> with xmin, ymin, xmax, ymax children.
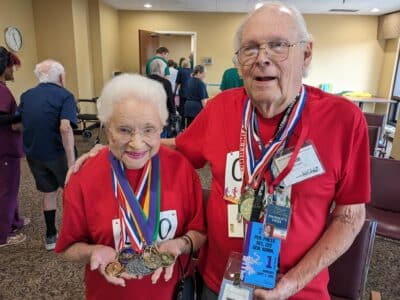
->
<box><xmin>239</xmin><ymin>86</ymin><xmax>307</xmax><ymax>192</ymax></box>
<box><xmin>110</xmin><ymin>152</ymin><xmax>161</xmax><ymax>252</ymax></box>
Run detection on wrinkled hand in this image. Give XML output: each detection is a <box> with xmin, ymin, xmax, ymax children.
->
<box><xmin>65</xmin><ymin>144</ymin><xmax>105</xmax><ymax>184</ymax></box>
<box><xmin>253</xmin><ymin>276</ymin><xmax>297</xmax><ymax>300</ymax></box>
<box><xmin>150</xmin><ymin>238</ymin><xmax>184</xmax><ymax>284</ymax></box>
<box><xmin>90</xmin><ymin>245</ymin><xmax>138</xmax><ymax>287</ymax></box>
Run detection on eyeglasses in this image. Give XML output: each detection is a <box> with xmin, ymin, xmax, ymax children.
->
<box><xmin>110</xmin><ymin>125</ymin><xmax>161</xmax><ymax>141</ymax></box>
<box><xmin>235</xmin><ymin>40</ymin><xmax>307</xmax><ymax>66</ymax></box>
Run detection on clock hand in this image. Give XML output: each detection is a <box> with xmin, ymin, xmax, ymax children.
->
<box><xmin>12</xmin><ymin>32</ymin><xmax>18</xmax><ymax>46</ymax></box>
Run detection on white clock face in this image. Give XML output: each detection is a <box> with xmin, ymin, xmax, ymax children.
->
<box><xmin>5</xmin><ymin>26</ymin><xmax>22</xmax><ymax>52</ymax></box>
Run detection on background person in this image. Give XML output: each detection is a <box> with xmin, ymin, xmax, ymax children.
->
<box><xmin>145</xmin><ymin>46</ymin><xmax>170</xmax><ymax>76</ymax></box>
<box><xmin>55</xmin><ymin>74</ymin><xmax>206</xmax><ymax>300</ymax></box>
<box><xmin>220</xmin><ymin>66</ymin><xmax>243</xmax><ymax>91</ymax></box>
<box><xmin>0</xmin><ymin>46</ymin><xmax>27</xmax><ymax>248</ymax></box>
<box><xmin>183</xmin><ymin>65</ymin><xmax>208</xmax><ymax>128</ymax></box>
<box><xmin>175</xmin><ymin>59</ymin><xmax>192</xmax><ymax>121</ymax></box>
<box><xmin>18</xmin><ymin>59</ymin><xmax>77</xmax><ymax>250</ymax></box>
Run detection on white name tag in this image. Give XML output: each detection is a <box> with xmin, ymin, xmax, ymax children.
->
<box><xmin>224</xmin><ymin>151</ymin><xmax>243</xmax><ymax>204</ymax></box>
<box><xmin>272</xmin><ymin>143</ymin><xmax>325</xmax><ymax>186</ymax></box>
<box><xmin>112</xmin><ymin>218</ymin><xmax>121</xmax><ymax>251</ymax></box>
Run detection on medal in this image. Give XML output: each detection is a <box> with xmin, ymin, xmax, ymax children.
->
<box><xmin>239</xmin><ymin>188</ymin><xmax>255</xmax><ymax>221</ymax></box>
<box><xmin>125</xmin><ymin>253</ymin><xmax>153</xmax><ymax>276</ymax></box>
<box><xmin>159</xmin><ymin>251</ymin><xmax>175</xmax><ymax>266</ymax></box>
<box><xmin>143</xmin><ymin>246</ymin><xmax>162</xmax><ymax>270</ymax></box>
<box><xmin>118</xmin><ymin>247</ymin><xmax>135</xmax><ymax>265</ymax></box>
<box><xmin>105</xmin><ymin>261</ymin><xmax>125</xmax><ymax>277</ymax></box>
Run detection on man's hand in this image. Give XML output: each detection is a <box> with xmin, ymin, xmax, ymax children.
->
<box><xmin>65</xmin><ymin>144</ymin><xmax>105</xmax><ymax>184</ymax></box>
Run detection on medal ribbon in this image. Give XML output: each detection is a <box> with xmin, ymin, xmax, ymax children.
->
<box><xmin>109</xmin><ymin>152</ymin><xmax>161</xmax><ymax>252</ymax></box>
<box><xmin>239</xmin><ymin>85</ymin><xmax>306</xmax><ymax>191</ymax></box>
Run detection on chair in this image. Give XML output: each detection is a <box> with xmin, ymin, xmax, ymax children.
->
<box><xmin>364</xmin><ymin>113</ymin><xmax>387</xmax><ymax>157</ymax></box>
<box><xmin>367</xmin><ymin>126</ymin><xmax>379</xmax><ymax>156</ymax></box>
<box><xmin>328</xmin><ymin>219</ymin><xmax>378</xmax><ymax>300</ymax></box>
<box><xmin>74</xmin><ymin>98</ymin><xmax>102</xmax><ymax>144</ymax></box>
<box><xmin>367</xmin><ymin>157</ymin><xmax>400</xmax><ymax>240</ymax></box>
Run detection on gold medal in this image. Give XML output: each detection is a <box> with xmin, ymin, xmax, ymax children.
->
<box><xmin>159</xmin><ymin>251</ymin><xmax>175</xmax><ymax>267</ymax></box>
<box><xmin>105</xmin><ymin>261</ymin><xmax>125</xmax><ymax>277</ymax></box>
<box><xmin>239</xmin><ymin>188</ymin><xmax>255</xmax><ymax>221</ymax></box>
<box><xmin>143</xmin><ymin>246</ymin><xmax>162</xmax><ymax>270</ymax></box>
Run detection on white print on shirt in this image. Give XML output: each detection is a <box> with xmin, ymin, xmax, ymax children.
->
<box><xmin>112</xmin><ymin>210</ymin><xmax>178</xmax><ymax>250</ymax></box>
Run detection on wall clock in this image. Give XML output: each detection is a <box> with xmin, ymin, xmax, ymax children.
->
<box><xmin>4</xmin><ymin>26</ymin><xmax>22</xmax><ymax>52</ymax></box>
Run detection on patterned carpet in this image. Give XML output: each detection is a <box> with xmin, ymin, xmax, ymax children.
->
<box><xmin>0</xmin><ymin>133</ymin><xmax>399</xmax><ymax>300</ymax></box>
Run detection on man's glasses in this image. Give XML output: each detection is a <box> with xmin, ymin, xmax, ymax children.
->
<box><xmin>235</xmin><ymin>40</ymin><xmax>307</xmax><ymax>65</ymax></box>
<box><xmin>111</xmin><ymin>125</ymin><xmax>161</xmax><ymax>141</ymax></box>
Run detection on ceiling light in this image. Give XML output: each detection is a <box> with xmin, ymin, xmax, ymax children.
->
<box><xmin>255</xmin><ymin>2</ymin><xmax>264</xmax><ymax>10</ymax></box>
<box><xmin>371</xmin><ymin>8</ymin><xmax>380</xmax><ymax>13</ymax></box>
<box><xmin>144</xmin><ymin>3</ymin><xmax>152</xmax><ymax>8</ymax></box>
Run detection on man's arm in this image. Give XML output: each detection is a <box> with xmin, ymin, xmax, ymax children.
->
<box><xmin>60</xmin><ymin>119</ymin><xmax>75</xmax><ymax>167</ymax></box>
<box><xmin>255</xmin><ymin>203</ymin><xmax>366</xmax><ymax>299</ymax></box>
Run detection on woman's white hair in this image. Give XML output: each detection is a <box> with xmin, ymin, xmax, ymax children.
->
<box><xmin>233</xmin><ymin>1</ymin><xmax>313</xmax><ymax>76</ymax></box>
<box><xmin>34</xmin><ymin>59</ymin><xmax>65</xmax><ymax>83</ymax></box>
<box><xmin>97</xmin><ymin>73</ymin><xmax>169</xmax><ymax>125</ymax></box>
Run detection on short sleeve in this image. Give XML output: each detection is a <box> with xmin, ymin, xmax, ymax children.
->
<box><xmin>335</xmin><ymin>113</ymin><xmax>370</xmax><ymax>205</ymax></box>
<box><xmin>55</xmin><ymin>176</ymin><xmax>91</xmax><ymax>253</ymax></box>
<box><xmin>60</xmin><ymin>93</ymin><xmax>78</xmax><ymax>128</ymax></box>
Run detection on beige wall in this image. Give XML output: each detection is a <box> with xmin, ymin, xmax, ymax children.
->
<box><xmin>303</xmin><ymin>15</ymin><xmax>384</xmax><ymax>95</ymax></box>
<box><xmin>0</xmin><ymin>0</ymin><xmax>38</xmax><ymax>101</ymax></box>
<box><xmin>32</xmin><ymin>0</ymin><xmax>79</xmax><ymax>96</ymax></box>
<box><xmin>72</xmin><ymin>0</ymin><xmax>94</xmax><ymax>99</ymax></box>
<box><xmin>159</xmin><ymin>35</ymin><xmax>192</xmax><ymax>64</ymax></box>
<box><xmin>99</xmin><ymin>2</ymin><xmax>120</xmax><ymax>85</ymax></box>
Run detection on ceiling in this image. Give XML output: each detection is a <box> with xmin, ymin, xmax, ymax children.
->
<box><xmin>102</xmin><ymin>0</ymin><xmax>400</xmax><ymax>15</ymax></box>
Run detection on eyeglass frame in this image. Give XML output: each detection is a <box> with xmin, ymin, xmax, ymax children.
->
<box><xmin>108</xmin><ymin>124</ymin><xmax>162</xmax><ymax>142</ymax></box>
<box><xmin>234</xmin><ymin>40</ymin><xmax>308</xmax><ymax>66</ymax></box>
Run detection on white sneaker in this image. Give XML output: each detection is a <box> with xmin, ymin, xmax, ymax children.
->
<box><xmin>0</xmin><ymin>233</ymin><xmax>26</xmax><ymax>248</ymax></box>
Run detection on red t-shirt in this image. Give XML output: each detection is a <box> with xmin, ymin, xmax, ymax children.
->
<box><xmin>176</xmin><ymin>85</ymin><xmax>370</xmax><ymax>299</ymax></box>
<box><xmin>55</xmin><ymin>146</ymin><xmax>206</xmax><ymax>300</ymax></box>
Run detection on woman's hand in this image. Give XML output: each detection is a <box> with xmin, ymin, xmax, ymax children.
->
<box><xmin>150</xmin><ymin>238</ymin><xmax>186</xmax><ymax>284</ymax></box>
<box><xmin>65</xmin><ymin>144</ymin><xmax>105</xmax><ymax>184</ymax></box>
<box><xmin>90</xmin><ymin>245</ymin><xmax>140</xmax><ymax>287</ymax></box>
<box><xmin>253</xmin><ymin>276</ymin><xmax>297</xmax><ymax>300</ymax></box>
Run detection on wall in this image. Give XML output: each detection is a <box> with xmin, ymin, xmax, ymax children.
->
<box><xmin>118</xmin><ymin>11</ymin><xmax>384</xmax><ymax>97</ymax></box>
<box><xmin>99</xmin><ymin>2</ymin><xmax>120</xmax><ymax>86</ymax></box>
<box><xmin>32</xmin><ymin>0</ymin><xmax>79</xmax><ymax>96</ymax></box>
<box><xmin>159</xmin><ymin>34</ymin><xmax>192</xmax><ymax>64</ymax></box>
<box><xmin>303</xmin><ymin>14</ymin><xmax>384</xmax><ymax>94</ymax></box>
<box><xmin>72</xmin><ymin>0</ymin><xmax>94</xmax><ymax>99</ymax></box>
<box><xmin>0</xmin><ymin>0</ymin><xmax>38</xmax><ymax>100</ymax></box>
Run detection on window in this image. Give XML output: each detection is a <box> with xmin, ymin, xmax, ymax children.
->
<box><xmin>388</xmin><ymin>50</ymin><xmax>400</xmax><ymax>126</ymax></box>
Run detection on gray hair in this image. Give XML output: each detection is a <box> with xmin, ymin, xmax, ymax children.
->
<box><xmin>233</xmin><ymin>1</ymin><xmax>313</xmax><ymax>76</ymax></box>
<box><xmin>97</xmin><ymin>73</ymin><xmax>169</xmax><ymax>125</ymax></box>
<box><xmin>34</xmin><ymin>59</ymin><xmax>65</xmax><ymax>83</ymax></box>
<box><xmin>149</xmin><ymin>59</ymin><xmax>165</xmax><ymax>77</ymax></box>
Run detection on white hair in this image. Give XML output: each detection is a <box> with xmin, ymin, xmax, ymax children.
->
<box><xmin>233</xmin><ymin>1</ymin><xmax>313</xmax><ymax>76</ymax></box>
<box><xmin>149</xmin><ymin>59</ymin><xmax>164</xmax><ymax>76</ymax></box>
<box><xmin>34</xmin><ymin>59</ymin><xmax>65</xmax><ymax>83</ymax></box>
<box><xmin>97</xmin><ymin>73</ymin><xmax>169</xmax><ymax>125</ymax></box>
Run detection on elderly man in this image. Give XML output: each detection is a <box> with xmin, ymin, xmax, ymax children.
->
<box><xmin>18</xmin><ymin>59</ymin><xmax>77</xmax><ymax>251</ymax></box>
<box><xmin>168</xmin><ymin>2</ymin><xmax>368</xmax><ymax>299</ymax></box>
<box><xmin>70</xmin><ymin>2</ymin><xmax>369</xmax><ymax>299</ymax></box>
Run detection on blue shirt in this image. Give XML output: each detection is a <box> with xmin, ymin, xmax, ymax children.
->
<box><xmin>18</xmin><ymin>83</ymin><xmax>78</xmax><ymax>161</ymax></box>
<box><xmin>184</xmin><ymin>77</ymin><xmax>208</xmax><ymax>118</ymax></box>
<box><xmin>176</xmin><ymin>68</ymin><xmax>193</xmax><ymax>98</ymax></box>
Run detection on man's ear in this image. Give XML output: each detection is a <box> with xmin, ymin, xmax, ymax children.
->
<box><xmin>59</xmin><ymin>74</ymin><xmax>65</xmax><ymax>87</ymax></box>
<box><xmin>303</xmin><ymin>41</ymin><xmax>313</xmax><ymax>70</ymax></box>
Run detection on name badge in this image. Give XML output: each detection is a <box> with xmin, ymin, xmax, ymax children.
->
<box><xmin>241</xmin><ymin>222</ymin><xmax>280</xmax><ymax>289</ymax></box>
<box><xmin>264</xmin><ymin>186</ymin><xmax>291</xmax><ymax>239</ymax></box>
<box><xmin>218</xmin><ymin>252</ymin><xmax>254</xmax><ymax>300</ymax></box>
<box><xmin>227</xmin><ymin>204</ymin><xmax>244</xmax><ymax>238</ymax></box>
<box><xmin>272</xmin><ymin>142</ymin><xmax>325</xmax><ymax>186</ymax></box>
<box><xmin>224</xmin><ymin>151</ymin><xmax>243</xmax><ymax>204</ymax></box>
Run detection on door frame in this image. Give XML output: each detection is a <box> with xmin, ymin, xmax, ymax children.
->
<box><xmin>155</xmin><ymin>31</ymin><xmax>197</xmax><ymax>65</ymax></box>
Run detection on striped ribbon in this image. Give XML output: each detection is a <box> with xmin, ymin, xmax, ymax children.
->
<box><xmin>109</xmin><ymin>152</ymin><xmax>161</xmax><ymax>252</ymax></box>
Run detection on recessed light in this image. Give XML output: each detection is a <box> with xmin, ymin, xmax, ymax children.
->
<box><xmin>371</xmin><ymin>8</ymin><xmax>380</xmax><ymax>13</ymax></box>
<box><xmin>144</xmin><ymin>3</ymin><xmax>152</xmax><ymax>8</ymax></box>
<box><xmin>255</xmin><ymin>2</ymin><xmax>264</xmax><ymax>10</ymax></box>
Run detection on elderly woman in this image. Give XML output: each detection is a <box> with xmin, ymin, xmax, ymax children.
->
<box><xmin>55</xmin><ymin>74</ymin><xmax>206</xmax><ymax>300</ymax></box>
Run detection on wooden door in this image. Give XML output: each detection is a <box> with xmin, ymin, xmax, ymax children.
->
<box><xmin>139</xmin><ymin>30</ymin><xmax>160</xmax><ymax>75</ymax></box>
